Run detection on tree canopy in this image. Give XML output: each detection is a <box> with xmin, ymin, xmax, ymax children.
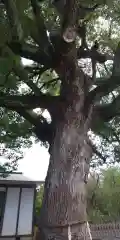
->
<box><xmin>0</xmin><ymin>0</ymin><xmax>120</xmax><ymax>168</ymax></box>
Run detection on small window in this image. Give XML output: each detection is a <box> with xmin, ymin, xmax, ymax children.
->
<box><xmin>0</xmin><ymin>189</ymin><xmax>6</xmax><ymax>224</ymax></box>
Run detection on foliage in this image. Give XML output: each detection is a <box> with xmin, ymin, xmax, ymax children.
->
<box><xmin>0</xmin><ymin>0</ymin><xmax>120</xmax><ymax>169</ymax></box>
<box><xmin>35</xmin><ymin>185</ymin><xmax>44</xmax><ymax>218</ymax></box>
<box><xmin>87</xmin><ymin>166</ymin><xmax>120</xmax><ymax>223</ymax></box>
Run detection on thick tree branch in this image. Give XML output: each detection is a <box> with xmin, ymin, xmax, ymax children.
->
<box><xmin>77</xmin><ymin>48</ymin><xmax>113</xmax><ymax>63</ymax></box>
<box><xmin>14</xmin><ymin>63</ymin><xmax>43</xmax><ymax>96</ymax></box>
<box><xmin>94</xmin><ymin>94</ymin><xmax>120</xmax><ymax>123</ymax></box>
<box><xmin>2</xmin><ymin>0</ymin><xmax>23</xmax><ymax>41</ymax></box>
<box><xmin>8</xmin><ymin>42</ymin><xmax>52</xmax><ymax>66</ymax></box>
<box><xmin>87</xmin><ymin>42</ymin><xmax>120</xmax><ymax>102</ymax></box>
<box><xmin>0</xmin><ymin>94</ymin><xmax>57</xmax><ymax>110</ymax></box>
<box><xmin>24</xmin><ymin>65</ymin><xmax>47</xmax><ymax>75</ymax></box>
<box><xmin>62</xmin><ymin>0</ymin><xmax>79</xmax><ymax>43</ymax></box>
<box><xmin>112</xmin><ymin>42</ymin><xmax>120</xmax><ymax>76</ymax></box>
<box><xmin>1</xmin><ymin>45</ymin><xmax>49</xmax><ymax>96</ymax></box>
<box><xmin>88</xmin><ymin>139</ymin><xmax>107</xmax><ymax>163</ymax></box>
<box><xmin>2</xmin><ymin>0</ymin><xmax>52</xmax><ymax>66</ymax></box>
<box><xmin>2</xmin><ymin>1</ymin><xmax>51</xmax><ymax>66</ymax></box>
<box><xmin>17</xmin><ymin>109</ymin><xmax>40</xmax><ymax>126</ymax></box>
<box><xmin>34</xmin><ymin>121</ymin><xmax>53</xmax><ymax>143</ymax></box>
<box><xmin>30</xmin><ymin>0</ymin><xmax>49</xmax><ymax>46</ymax></box>
<box><xmin>100</xmin><ymin>126</ymin><xmax>120</xmax><ymax>144</ymax></box>
<box><xmin>13</xmin><ymin>108</ymin><xmax>53</xmax><ymax>143</ymax></box>
<box><xmin>88</xmin><ymin>75</ymin><xmax>120</xmax><ymax>103</ymax></box>
<box><xmin>62</xmin><ymin>1</ymin><xmax>99</xmax><ymax>43</ymax></box>
<box><xmin>0</xmin><ymin>45</ymin><xmax>47</xmax><ymax>96</ymax></box>
<box><xmin>94</xmin><ymin>77</ymin><xmax>109</xmax><ymax>86</ymax></box>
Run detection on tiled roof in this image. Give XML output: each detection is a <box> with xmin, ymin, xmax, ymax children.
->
<box><xmin>0</xmin><ymin>172</ymin><xmax>44</xmax><ymax>185</ymax></box>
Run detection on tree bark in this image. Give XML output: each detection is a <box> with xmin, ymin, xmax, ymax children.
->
<box><xmin>36</xmin><ymin>51</ymin><xmax>93</xmax><ymax>240</ymax></box>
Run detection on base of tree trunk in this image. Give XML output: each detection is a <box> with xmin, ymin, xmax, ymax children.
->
<box><xmin>36</xmin><ymin>221</ymin><xmax>92</xmax><ymax>240</ymax></box>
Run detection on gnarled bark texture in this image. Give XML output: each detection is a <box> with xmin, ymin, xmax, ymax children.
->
<box><xmin>36</xmin><ymin>52</ymin><xmax>94</xmax><ymax>240</ymax></box>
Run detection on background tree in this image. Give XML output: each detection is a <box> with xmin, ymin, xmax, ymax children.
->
<box><xmin>35</xmin><ymin>167</ymin><xmax>120</xmax><ymax>224</ymax></box>
<box><xmin>1</xmin><ymin>0</ymin><xmax>120</xmax><ymax>239</ymax></box>
<box><xmin>87</xmin><ymin>166</ymin><xmax>120</xmax><ymax>223</ymax></box>
<box><xmin>36</xmin><ymin>185</ymin><xmax>44</xmax><ymax>218</ymax></box>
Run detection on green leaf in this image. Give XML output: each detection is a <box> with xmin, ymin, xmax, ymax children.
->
<box><xmin>0</xmin><ymin>58</ymin><xmax>13</xmax><ymax>75</ymax></box>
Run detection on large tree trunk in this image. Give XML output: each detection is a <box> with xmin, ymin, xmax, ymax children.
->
<box><xmin>36</xmin><ymin>54</ymin><xmax>93</xmax><ymax>240</ymax></box>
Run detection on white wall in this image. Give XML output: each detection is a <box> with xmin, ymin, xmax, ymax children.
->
<box><xmin>17</xmin><ymin>188</ymin><xmax>34</xmax><ymax>235</ymax></box>
<box><xmin>2</xmin><ymin>188</ymin><xmax>20</xmax><ymax>236</ymax></box>
<box><xmin>1</xmin><ymin>187</ymin><xmax>35</xmax><ymax>237</ymax></box>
